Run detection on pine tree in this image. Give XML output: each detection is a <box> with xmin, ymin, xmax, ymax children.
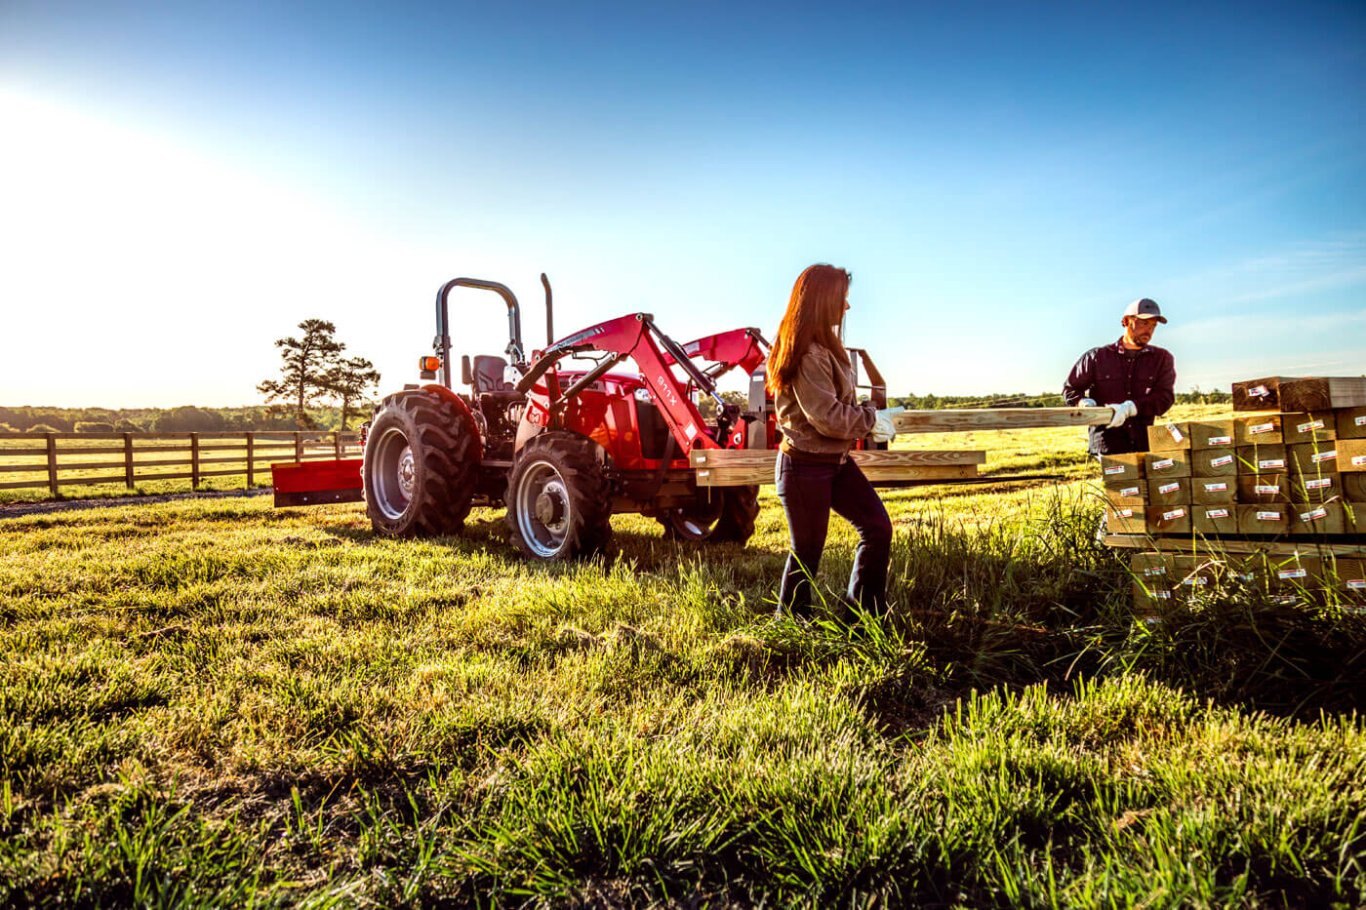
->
<box><xmin>325</xmin><ymin>356</ymin><xmax>382</xmax><ymax>430</ymax></box>
<box><xmin>257</xmin><ymin>320</ymin><xmax>346</xmax><ymax>428</ymax></box>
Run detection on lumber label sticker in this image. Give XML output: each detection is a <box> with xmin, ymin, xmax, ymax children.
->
<box><xmin>1353</xmin><ymin>455</ymin><xmax>1366</xmax><ymax>468</ymax></box>
<box><xmin>1143</xmin><ymin>566</ymin><xmax>1167</xmax><ymax>576</ymax></box>
<box><xmin>1180</xmin><ymin>575</ymin><xmax>1208</xmax><ymax>586</ymax></box>
<box><xmin>1297</xmin><ymin>419</ymin><xmax>1326</xmax><ymax>433</ymax></box>
<box><xmin>1119</xmin><ymin>485</ymin><xmax>1140</xmax><ymax>497</ymax></box>
<box><xmin>1256</xmin><ymin>510</ymin><xmax>1283</xmax><ymax>521</ymax></box>
<box><xmin>1104</xmin><ymin>464</ymin><xmax>1126</xmax><ymax>475</ymax></box>
<box><xmin>1158</xmin><ymin>482</ymin><xmax>1180</xmax><ymax>495</ymax></box>
<box><xmin>1300</xmin><ymin>507</ymin><xmax>1328</xmax><ymax>522</ymax></box>
<box><xmin>1166</xmin><ymin>423</ymin><xmax>1184</xmax><ymax>442</ymax></box>
<box><xmin>1162</xmin><ymin>508</ymin><xmax>1186</xmax><ymax>520</ymax></box>
<box><xmin>1306</xmin><ymin>477</ymin><xmax>1333</xmax><ymax>490</ymax></box>
<box><xmin>1250</xmin><ymin>422</ymin><xmax>1275</xmax><ymax>435</ymax></box>
<box><xmin>1255</xmin><ymin>484</ymin><xmax>1280</xmax><ymax>495</ymax></box>
<box><xmin>1312</xmin><ymin>450</ymin><xmax>1337</xmax><ymax>463</ymax></box>
<box><xmin>1348</xmin><ymin>579</ymin><xmax>1366</xmax><ymax>591</ymax></box>
<box><xmin>1115</xmin><ymin>508</ymin><xmax>1134</xmax><ymax>518</ymax></box>
<box><xmin>1357</xmin><ymin>416</ymin><xmax>1366</xmax><ymax>427</ymax></box>
<box><xmin>1278</xmin><ymin>567</ymin><xmax>1308</xmax><ymax>579</ymax></box>
<box><xmin>1153</xmin><ymin>458</ymin><xmax>1175</xmax><ymax>471</ymax></box>
<box><xmin>1211</xmin><ymin>454</ymin><xmax>1234</xmax><ymax>467</ymax></box>
<box><xmin>1208</xmin><ymin>435</ymin><xmax>1232</xmax><ymax>446</ymax></box>
<box><xmin>1249</xmin><ymin>385</ymin><xmax>1270</xmax><ymax>398</ymax></box>
<box><xmin>1258</xmin><ymin>458</ymin><xmax>1285</xmax><ymax>470</ymax></box>
<box><xmin>1204</xmin><ymin>482</ymin><xmax>1228</xmax><ymax>492</ymax></box>
<box><xmin>1206</xmin><ymin>508</ymin><xmax>1230</xmax><ymax>519</ymax></box>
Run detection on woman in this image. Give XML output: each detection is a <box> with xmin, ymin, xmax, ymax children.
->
<box><xmin>767</xmin><ymin>264</ymin><xmax>894</xmax><ymax>621</ymax></box>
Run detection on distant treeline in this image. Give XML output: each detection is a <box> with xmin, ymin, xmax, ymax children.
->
<box><xmin>0</xmin><ymin>405</ymin><xmax>362</xmax><ymax>434</ymax></box>
<box><xmin>3</xmin><ymin>388</ymin><xmax>1234</xmax><ymax>434</ymax></box>
<box><xmin>888</xmin><ymin>388</ymin><xmax>1232</xmax><ymax>409</ymax></box>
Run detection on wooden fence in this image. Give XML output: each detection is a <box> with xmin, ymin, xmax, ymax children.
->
<box><xmin>0</xmin><ymin>431</ymin><xmax>361</xmax><ymax>497</ymax></box>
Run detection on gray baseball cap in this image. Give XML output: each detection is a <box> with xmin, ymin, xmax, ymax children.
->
<box><xmin>1122</xmin><ymin>298</ymin><xmax>1167</xmax><ymax>323</ymax></box>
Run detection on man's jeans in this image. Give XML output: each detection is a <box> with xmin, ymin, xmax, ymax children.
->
<box><xmin>775</xmin><ymin>452</ymin><xmax>893</xmax><ymax>617</ymax></box>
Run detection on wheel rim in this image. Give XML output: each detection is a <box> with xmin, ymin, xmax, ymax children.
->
<box><xmin>667</xmin><ymin>494</ymin><xmax>724</xmax><ymax>541</ymax></box>
<box><xmin>372</xmin><ymin>427</ymin><xmax>416</xmax><ymax>521</ymax></box>
<box><xmin>669</xmin><ymin>511</ymin><xmax>711</xmax><ymax>539</ymax></box>
<box><xmin>516</xmin><ymin>459</ymin><xmax>572</xmax><ymax>558</ymax></box>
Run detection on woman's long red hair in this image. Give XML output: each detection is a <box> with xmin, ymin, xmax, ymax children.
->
<box><xmin>766</xmin><ymin>264</ymin><xmax>851</xmax><ymax>396</ymax></box>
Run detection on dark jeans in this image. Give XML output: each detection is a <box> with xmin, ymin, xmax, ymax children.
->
<box><xmin>775</xmin><ymin>452</ymin><xmax>893</xmax><ymax>617</ymax></box>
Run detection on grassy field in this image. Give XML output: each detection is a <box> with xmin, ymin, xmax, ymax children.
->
<box><xmin>2</xmin><ymin>405</ymin><xmax>1364</xmax><ymax>907</ymax></box>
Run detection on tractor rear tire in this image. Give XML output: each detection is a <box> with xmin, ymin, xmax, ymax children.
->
<box><xmin>659</xmin><ymin>484</ymin><xmax>759</xmax><ymax>545</ymax></box>
<box><xmin>506</xmin><ymin>432</ymin><xmax>613</xmax><ymax>560</ymax></box>
<box><xmin>364</xmin><ymin>391</ymin><xmax>479</xmax><ymax>537</ymax></box>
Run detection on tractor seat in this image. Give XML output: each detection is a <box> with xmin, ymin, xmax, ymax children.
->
<box><xmin>472</xmin><ymin>355</ymin><xmax>514</xmax><ymax>394</ymax></box>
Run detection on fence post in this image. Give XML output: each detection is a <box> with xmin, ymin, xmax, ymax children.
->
<box><xmin>190</xmin><ymin>433</ymin><xmax>200</xmax><ymax>489</ymax></box>
<box><xmin>46</xmin><ymin>433</ymin><xmax>58</xmax><ymax>496</ymax></box>
<box><xmin>295</xmin><ymin>432</ymin><xmax>304</xmax><ymax>463</ymax></box>
<box><xmin>124</xmin><ymin>433</ymin><xmax>134</xmax><ymax>489</ymax></box>
<box><xmin>246</xmin><ymin>432</ymin><xmax>255</xmax><ymax>487</ymax></box>
<box><xmin>334</xmin><ymin>430</ymin><xmax>342</xmax><ymax>458</ymax></box>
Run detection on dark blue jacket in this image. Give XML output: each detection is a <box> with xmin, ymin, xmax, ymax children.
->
<box><xmin>1063</xmin><ymin>339</ymin><xmax>1176</xmax><ymax>455</ymax></box>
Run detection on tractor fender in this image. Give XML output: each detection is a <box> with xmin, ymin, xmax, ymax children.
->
<box><xmin>386</xmin><ymin>384</ymin><xmax>483</xmax><ymax>462</ymax></box>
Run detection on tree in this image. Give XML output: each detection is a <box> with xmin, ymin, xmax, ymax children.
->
<box><xmin>258</xmin><ymin>320</ymin><xmax>346</xmax><ymax>428</ymax></box>
<box><xmin>325</xmin><ymin>356</ymin><xmax>382</xmax><ymax>430</ymax></box>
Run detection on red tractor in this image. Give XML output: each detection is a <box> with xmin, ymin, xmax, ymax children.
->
<box><xmin>276</xmin><ymin>275</ymin><xmax>779</xmax><ymax>559</ymax></box>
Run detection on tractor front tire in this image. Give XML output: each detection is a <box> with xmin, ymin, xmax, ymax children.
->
<box><xmin>506</xmin><ymin>432</ymin><xmax>613</xmax><ymax>560</ymax></box>
<box><xmin>659</xmin><ymin>484</ymin><xmax>760</xmax><ymax>545</ymax></box>
<box><xmin>364</xmin><ymin>391</ymin><xmax>479</xmax><ymax>537</ymax></box>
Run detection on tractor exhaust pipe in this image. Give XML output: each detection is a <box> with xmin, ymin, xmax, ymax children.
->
<box><xmin>541</xmin><ymin>273</ymin><xmax>554</xmax><ymax>347</ymax></box>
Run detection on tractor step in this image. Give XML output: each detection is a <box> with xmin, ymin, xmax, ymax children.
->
<box><xmin>271</xmin><ymin>458</ymin><xmax>364</xmax><ymax>507</ymax></box>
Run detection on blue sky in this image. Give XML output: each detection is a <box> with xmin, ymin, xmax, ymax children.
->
<box><xmin>2</xmin><ymin>0</ymin><xmax>1363</xmax><ymax>407</ymax></box>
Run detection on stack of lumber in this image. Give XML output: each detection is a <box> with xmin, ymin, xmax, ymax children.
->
<box><xmin>1102</xmin><ymin>376</ymin><xmax>1366</xmax><ymax>540</ymax></box>
<box><xmin>1127</xmin><ymin>550</ymin><xmax>1365</xmax><ymax>613</ymax></box>
<box><xmin>1103</xmin><ymin>375</ymin><xmax>1366</xmax><ymax>615</ymax></box>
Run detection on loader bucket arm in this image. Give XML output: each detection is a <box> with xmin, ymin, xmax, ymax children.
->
<box><xmin>665</xmin><ymin>327</ymin><xmax>770</xmax><ymax>381</ymax></box>
<box><xmin>516</xmin><ymin>312</ymin><xmax>724</xmax><ymax>452</ymax></box>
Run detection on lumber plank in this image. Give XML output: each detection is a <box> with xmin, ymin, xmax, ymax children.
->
<box><xmin>690</xmin><ymin>448</ymin><xmax>982</xmax><ymax>487</ymax></box>
<box><xmin>1231</xmin><ymin>376</ymin><xmax>1297</xmax><ymax>411</ymax></box>
<box><xmin>1277</xmin><ymin>377</ymin><xmax>1366</xmax><ymax>412</ymax></box>
<box><xmin>889</xmin><ymin>407</ymin><xmax>1112</xmax><ymax>433</ymax></box>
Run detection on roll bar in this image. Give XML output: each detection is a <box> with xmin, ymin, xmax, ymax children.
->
<box><xmin>432</xmin><ymin>274</ymin><xmax>555</xmax><ymax>389</ymax></box>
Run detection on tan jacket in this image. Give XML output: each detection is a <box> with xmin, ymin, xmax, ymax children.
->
<box><xmin>775</xmin><ymin>343</ymin><xmax>875</xmax><ymax>457</ymax></box>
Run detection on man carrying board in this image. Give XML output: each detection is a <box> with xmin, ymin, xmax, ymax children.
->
<box><xmin>1063</xmin><ymin>298</ymin><xmax>1176</xmax><ymax>455</ymax></box>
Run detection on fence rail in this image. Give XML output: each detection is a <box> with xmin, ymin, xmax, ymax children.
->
<box><xmin>0</xmin><ymin>431</ymin><xmax>361</xmax><ymax>496</ymax></box>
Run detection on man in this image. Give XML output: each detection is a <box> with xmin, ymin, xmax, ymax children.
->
<box><xmin>1063</xmin><ymin>298</ymin><xmax>1176</xmax><ymax>455</ymax></box>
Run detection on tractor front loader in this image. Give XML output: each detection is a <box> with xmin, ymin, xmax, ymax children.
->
<box><xmin>273</xmin><ymin>274</ymin><xmax>776</xmax><ymax>560</ymax></box>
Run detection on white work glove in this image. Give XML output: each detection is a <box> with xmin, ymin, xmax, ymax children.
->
<box><xmin>1078</xmin><ymin>398</ymin><xmax>1097</xmax><ymax>407</ymax></box>
<box><xmin>871</xmin><ymin>414</ymin><xmax>896</xmax><ymax>444</ymax></box>
<box><xmin>1107</xmin><ymin>400</ymin><xmax>1138</xmax><ymax>428</ymax></box>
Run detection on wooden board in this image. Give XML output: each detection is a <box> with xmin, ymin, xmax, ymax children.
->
<box><xmin>1337</xmin><ymin>407</ymin><xmax>1366</xmax><ymax>440</ymax></box>
<box><xmin>1340</xmin><ymin>439</ymin><xmax>1366</xmax><ymax>473</ymax></box>
<box><xmin>1189</xmin><ymin>419</ymin><xmax>1236</xmax><ymax>450</ymax></box>
<box><xmin>690</xmin><ymin>448</ymin><xmax>983</xmax><ymax>487</ymax></box>
<box><xmin>1145</xmin><ymin>451</ymin><xmax>1192</xmax><ymax>480</ymax></box>
<box><xmin>1277</xmin><ymin>377</ymin><xmax>1366</xmax><ymax>412</ymax></box>
<box><xmin>1146</xmin><ymin>422</ymin><xmax>1190</xmax><ymax>452</ymax></box>
<box><xmin>1231</xmin><ymin>376</ymin><xmax>1296</xmax><ymax>411</ymax></box>
<box><xmin>1104</xmin><ymin>534</ymin><xmax>1366</xmax><ymax>556</ymax></box>
<box><xmin>889</xmin><ymin>406</ymin><xmax>1112</xmax><ymax>433</ymax></box>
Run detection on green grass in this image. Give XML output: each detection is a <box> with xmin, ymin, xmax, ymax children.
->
<box><xmin>2</xmin><ymin>406</ymin><xmax>1364</xmax><ymax>906</ymax></box>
